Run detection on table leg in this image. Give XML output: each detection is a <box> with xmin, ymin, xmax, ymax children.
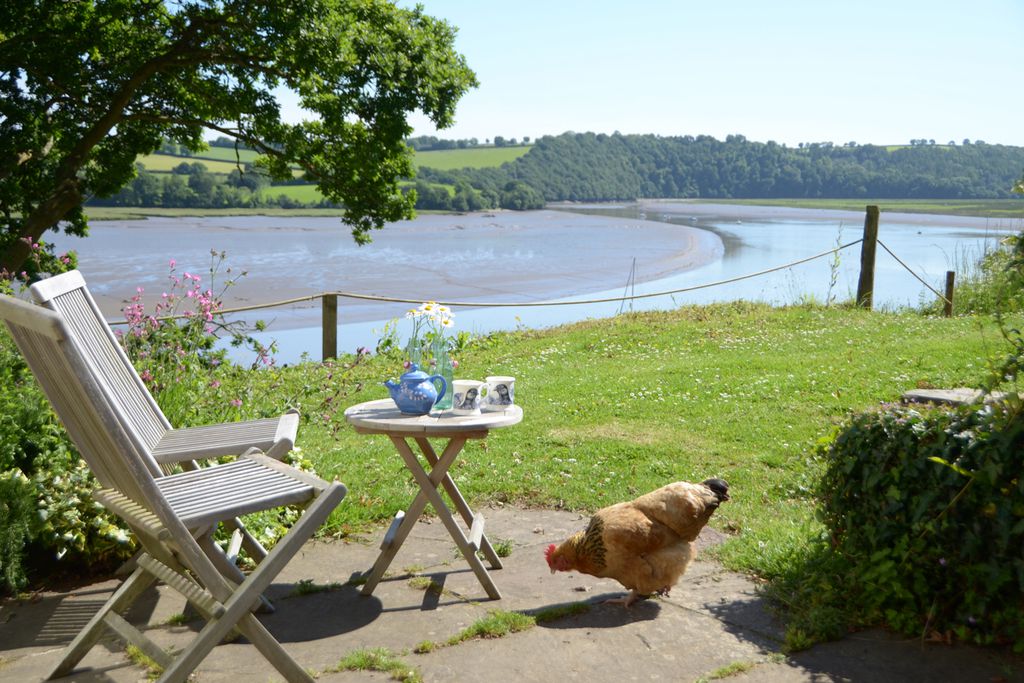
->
<box><xmin>396</xmin><ymin>436</ymin><xmax>501</xmax><ymax>599</ymax></box>
<box><xmin>414</xmin><ymin>437</ymin><xmax>503</xmax><ymax>570</ymax></box>
<box><xmin>400</xmin><ymin>437</ymin><xmax>501</xmax><ymax>599</ymax></box>
<box><xmin>359</xmin><ymin>438</ymin><xmax>462</xmax><ymax>596</ymax></box>
<box><xmin>361</xmin><ymin>436</ymin><xmax>501</xmax><ymax>600</ymax></box>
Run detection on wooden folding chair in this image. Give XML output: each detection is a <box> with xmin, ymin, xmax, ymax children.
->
<box><xmin>0</xmin><ymin>293</ymin><xmax>347</xmax><ymax>683</ymax></box>
<box><xmin>30</xmin><ymin>270</ymin><xmax>299</xmax><ymax>463</ymax></box>
<box><xmin>30</xmin><ymin>269</ymin><xmax>299</xmax><ymax>565</ymax></box>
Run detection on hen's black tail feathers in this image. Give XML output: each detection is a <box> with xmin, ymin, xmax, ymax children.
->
<box><xmin>701</xmin><ymin>478</ymin><xmax>730</xmax><ymax>502</ymax></box>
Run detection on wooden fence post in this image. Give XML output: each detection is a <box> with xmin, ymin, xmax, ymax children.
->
<box><xmin>322</xmin><ymin>294</ymin><xmax>337</xmax><ymax>360</ymax></box>
<box><xmin>943</xmin><ymin>271</ymin><xmax>955</xmax><ymax>317</ymax></box>
<box><xmin>856</xmin><ymin>205</ymin><xmax>880</xmax><ymax>309</ymax></box>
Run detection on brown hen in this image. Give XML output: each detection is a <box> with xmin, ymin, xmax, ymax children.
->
<box><xmin>545</xmin><ymin>478</ymin><xmax>729</xmax><ymax>607</ymax></box>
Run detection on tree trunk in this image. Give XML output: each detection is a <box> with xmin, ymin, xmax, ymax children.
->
<box><xmin>1</xmin><ymin>178</ymin><xmax>82</xmax><ymax>274</ymax></box>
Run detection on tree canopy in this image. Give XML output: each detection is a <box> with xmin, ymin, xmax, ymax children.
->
<box><xmin>418</xmin><ymin>133</ymin><xmax>1024</xmax><ymax>204</ymax></box>
<box><xmin>0</xmin><ymin>0</ymin><xmax>477</xmax><ymax>277</ymax></box>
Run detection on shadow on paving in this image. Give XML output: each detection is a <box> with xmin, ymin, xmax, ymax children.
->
<box><xmin>2</xmin><ymin>505</ymin><xmax>1023</xmax><ymax>683</ymax></box>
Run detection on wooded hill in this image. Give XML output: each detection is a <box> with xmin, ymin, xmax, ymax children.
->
<box><xmin>95</xmin><ymin>133</ymin><xmax>1024</xmax><ymax>212</ymax></box>
<box><xmin>419</xmin><ymin>133</ymin><xmax>1024</xmax><ymax>206</ymax></box>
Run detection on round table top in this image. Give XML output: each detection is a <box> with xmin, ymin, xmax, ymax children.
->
<box><xmin>344</xmin><ymin>398</ymin><xmax>523</xmax><ymax>435</ymax></box>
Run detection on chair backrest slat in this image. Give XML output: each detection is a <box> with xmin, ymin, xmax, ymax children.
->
<box><xmin>1</xmin><ymin>296</ymin><xmax>156</xmax><ymax>504</ymax></box>
<box><xmin>30</xmin><ymin>272</ymin><xmax>170</xmax><ymax>455</ymax></box>
<box><xmin>2</xmin><ymin>292</ymin><xmax>248</xmax><ymax>600</ymax></box>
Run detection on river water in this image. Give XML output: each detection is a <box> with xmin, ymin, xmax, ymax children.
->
<box><xmin>51</xmin><ymin>203</ymin><xmax>1021</xmax><ymax>364</ymax></box>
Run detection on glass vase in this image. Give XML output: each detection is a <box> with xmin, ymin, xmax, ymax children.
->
<box><xmin>405</xmin><ymin>337</ymin><xmax>424</xmax><ymax>368</ymax></box>
<box><xmin>431</xmin><ymin>338</ymin><xmax>454</xmax><ymax>411</ymax></box>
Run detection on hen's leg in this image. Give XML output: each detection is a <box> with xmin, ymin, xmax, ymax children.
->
<box><xmin>602</xmin><ymin>590</ymin><xmax>649</xmax><ymax>608</ymax></box>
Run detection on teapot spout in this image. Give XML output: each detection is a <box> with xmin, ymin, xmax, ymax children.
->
<box><xmin>384</xmin><ymin>379</ymin><xmax>400</xmax><ymax>397</ymax></box>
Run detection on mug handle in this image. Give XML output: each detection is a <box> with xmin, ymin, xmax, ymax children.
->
<box><xmin>429</xmin><ymin>375</ymin><xmax>447</xmax><ymax>403</ymax></box>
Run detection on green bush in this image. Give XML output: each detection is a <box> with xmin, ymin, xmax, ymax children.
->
<box><xmin>816</xmin><ymin>400</ymin><xmax>1024</xmax><ymax>650</ymax></box>
<box><xmin>0</xmin><ymin>324</ymin><xmax>136</xmax><ymax>593</ymax></box>
<box><xmin>0</xmin><ymin>469</ymin><xmax>39</xmax><ymax>592</ymax></box>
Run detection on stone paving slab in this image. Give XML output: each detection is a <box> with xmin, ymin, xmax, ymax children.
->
<box><xmin>1</xmin><ymin>506</ymin><xmax>1022</xmax><ymax>683</ymax></box>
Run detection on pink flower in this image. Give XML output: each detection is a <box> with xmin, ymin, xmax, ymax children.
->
<box><xmin>169</xmin><ymin>259</ymin><xmax>176</xmax><ymax>269</ymax></box>
<box><xmin>209</xmin><ymin>380</ymin><xmax>221</xmax><ymax>389</ymax></box>
<box><xmin>229</xmin><ymin>398</ymin><xmax>242</xmax><ymax>408</ymax></box>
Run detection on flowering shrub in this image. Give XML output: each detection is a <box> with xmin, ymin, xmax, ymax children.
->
<box><xmin>116</xmin><ymin>252</ymin><xmax>276</xmax><ymax>426</ymax></box>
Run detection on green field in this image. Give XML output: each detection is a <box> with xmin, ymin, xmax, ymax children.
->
<box><xmin>412</xmin><ymin>146</ymin><xmax>531</xmax><ymax>170</ymax></box>
<box><xmin>181</xmin><ymin>146</ymin><xmax>263</xmax><ymax>164</ymax></box>
<box><xmin>137</xmin><ymin>153</ymin><xmax>246</xmax><ymax>174</ymax></box>
<box><xmin>704</xmin><ymin>198</ymin><xmax>1024</xmax><ymax>219</ymax></box>
<box><xmin>260</xmin><ymin>184</ymin><xmax>325</xmax><ymax>203</ymax></box>
<box><xmin>138</xmin><ymin>144</ymin><xmax>529</xmax><ymax>175</ymax></box>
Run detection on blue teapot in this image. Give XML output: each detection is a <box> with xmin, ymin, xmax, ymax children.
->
<box><xmin>384</xmin><ymin>363</ymin><xmax>447</xmax><ymax>415</ymax></box>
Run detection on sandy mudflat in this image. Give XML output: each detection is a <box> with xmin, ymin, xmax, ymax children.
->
<box><xmin>55</xmin><ymin>202</ymin><xmax>1016</xmax><ymax>332</ymax></box>
<box><xmin>637</xmin><ymin>200</ymin><xmax>1021</xmax><ymax>229</ymax></box>
<box><xmin>59</xmin><ymin>209</ymin><xmax>723</xmax><ymax>329</ymax></box>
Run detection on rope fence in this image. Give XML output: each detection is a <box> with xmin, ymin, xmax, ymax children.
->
<box><xmin>878</xmin><ymin>239</ymin><xmax>952</xmax><ymax>304</ymax></box>
<box><xmin>211</xmin><ymin>238</ymin><xmax>866</xmax><ymax>315</ymax></box>
<box><xmin>106</xmin><ymin>206</ymin><xmax>961</xmax><ymax>358</ymax></box>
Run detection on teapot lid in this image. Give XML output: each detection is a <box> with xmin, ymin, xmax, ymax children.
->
<box><xmin>401</xmin><ymin>362</ymin><xmax>430</xmax><ymax>379</ymax></box>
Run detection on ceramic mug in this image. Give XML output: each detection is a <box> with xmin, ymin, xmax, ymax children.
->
<box><xmin>452</xmin><ymin>379</ymin><xmax>485</xmax><ymax>415</ymax></box>
<box><xmin>482</xmin><ymin>376</ymin><xmax>515</xmax><ymax>411</ymax></box>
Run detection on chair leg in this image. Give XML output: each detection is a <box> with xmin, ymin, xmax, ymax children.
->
<box><xmin>160</xmin><ymin>484</ymin><xmax>346</xmax><ymax>683</ymax></box>
<box><xmin>47</xmin><ymin>564</ymin><xmax>157</xmax><ymax>680</ymax></box>
<box><xmin>196</xmin><ymin>533</ymin><xmax>275</xmax><ymax>614</ymax></box>
<box><xmin>223</xmin><ymin>516</ymin><xmax>269</xmax><ymax>563</ymax></box>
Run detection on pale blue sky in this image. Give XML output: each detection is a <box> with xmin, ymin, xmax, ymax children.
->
<box><xmin>291</xmin><ymin>1</ymin><xmax>1024</xmax><ymax>146</ymax></box>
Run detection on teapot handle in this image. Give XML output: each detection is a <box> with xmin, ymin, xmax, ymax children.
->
<box><xmin>429</xmin><ymin>375</ymin><xmax>447</xmax><ymax>404</ymax></box>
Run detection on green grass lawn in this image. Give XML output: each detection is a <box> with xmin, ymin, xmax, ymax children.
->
<box><xmin>249</xmin><ymin>302</ymin><xmax>1016</xmax><ymax>582</ymax></box>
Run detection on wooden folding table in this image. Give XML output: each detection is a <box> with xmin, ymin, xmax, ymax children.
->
<box><xmin>344</xmin><ymin>399</ymin><xmax>523</xmax><ymax>599</ymax></box>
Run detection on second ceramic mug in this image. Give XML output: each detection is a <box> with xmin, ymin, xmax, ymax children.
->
<box><xmin>482</xmin><ymin>375</ymin><xmax>515</xmax><ymax>411</ymax></box>
<box><xmin>452</xmin><ymin>379</ymin><xmax>485</xmax><ymax>415</ymax></box>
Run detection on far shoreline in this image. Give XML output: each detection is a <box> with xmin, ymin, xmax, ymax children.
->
<box><xmin>83</xmin><ymin>197</ymin><xmax>1024</xmax><ymax>225</ymax></box>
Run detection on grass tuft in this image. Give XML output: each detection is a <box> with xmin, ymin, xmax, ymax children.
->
<box><xmin>445</xmin><ymin>610</ymin><xmax>535</xmax><ymax>646</ymax></box>
<box><xmin>124</xmin><ymin>644</ymin><xmax>163</xmax><ymax>680</ymax></box>
<box><xmin>287</xmin><ymin>578</ymin><xmax>344</xmax><ymax>598</ymax></box>
<box><xmin>531</xmin><ymin>601</ymin><xmax>591</xmax><ymax>623</ymax></box>
<box><xmin>333</xmin><ymin>647</ymin><xmax>422</xmax><ymax>683</ymax></box>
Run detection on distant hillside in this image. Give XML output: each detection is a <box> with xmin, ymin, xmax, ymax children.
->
<box><xmin>420</xmin><ymin>133</ymin><xmax>1024</xmax><ymax>204</ymax></box>
<box><xmin>94</xmin><ymin>134</ymin><xmax>1024</xmax><ymax>213</ymax></box>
